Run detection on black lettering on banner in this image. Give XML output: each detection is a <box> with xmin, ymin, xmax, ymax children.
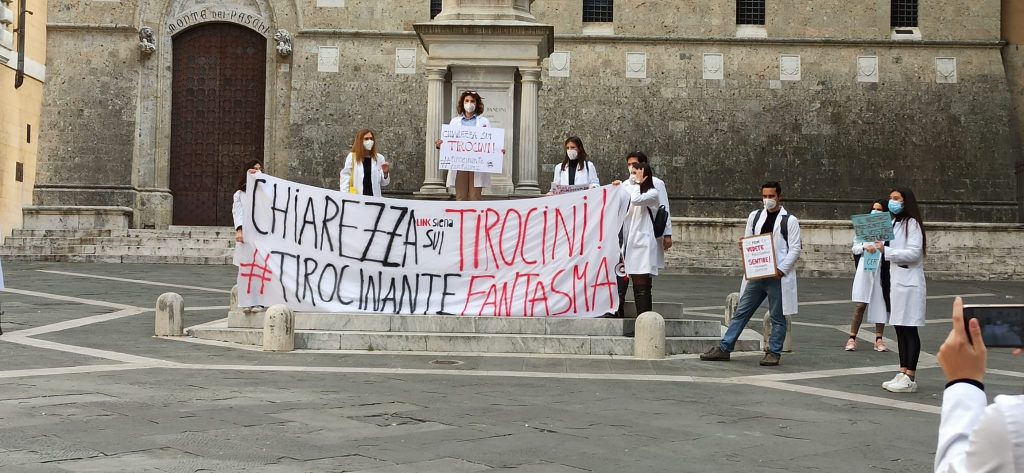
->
<box><xmin>421</xmin><ymin>273</ymin><xmax>440</xmax><ymax>315</ymax></box>
<box><xmin>317</xmin><ymin>263</ymin><xmax>338</xmax><ymax>302</ymax></box>
<box><xmin>271</xmin><ymin>251</ymin><xmax>298</xmax><ymax>302</ymax></box>
<box><xmin>337</xmin><ymin>265</ymin><xmax>354</xmax><ymax>305</ymax></box>
<box><xmin>360</xmin><ymin>202</ymin><xmax>391</xmax><ymax>265</ymax></box>
<box><xmin>378</xmin><ymin>205</ymin><xmax>408</xmax><ymax>268</ymax></box>
<box><xmin>301</xmin><ymin>257</ymin><xmax>318</xmax><ymax>306</ymax></box>
<box><xmin>439</xmin><ymin>273</ymin><xmax>460</xmax><ymax>315</ymax></box>
<box><xmin>320</xmin><ymin>196</ymin><xmax>339</xmax><ymax>253</ymax></box>
<box><xmin>338</xmin><ymin>199</ymin><xmax>360</xmax><ymax>260</ymax></box>
<box><xmin>298</xmin><ymin>196</ymin><xmax>318</xmax><ymax>249</ymax></box>
<box><xmin>270</xmin><ymin>183</ymin><xmax>292</xmax><ymax>239</ymax></box>
<box><xmin>401</xmin><ymin>209</ymin><xmax>420</xmax><ymax>266</ymax></box>
<box><xmin>251</xmin><ymin>178</ymin><xmax>269</xmax><ymax>234</ymax></box>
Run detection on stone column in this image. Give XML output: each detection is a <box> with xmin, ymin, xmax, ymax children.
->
<box><xmin>419</xmin><ymin>67</ymin><xmax>449</xmax><ymax>195</ymax></box>
<box><xmin>515</xmin><ymin>67</ymin><xmax>542</xmax><ymax>195</ymax></box>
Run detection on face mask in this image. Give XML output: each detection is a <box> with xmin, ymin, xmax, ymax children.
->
<box><xmin>464</xmin><ymin>102</ymin><xmax>476</xmax><ymax>114</ymax></box>
<box><xmin>763</xmin><ymin>198</ymin><xmax>778</xmax><ymax>211</ymax></box>
<box><xmin>870</xmin><ymin>209</ymin><xmax>883</xmax><ymax>214</ymax></box>
<box><xmin>566</xmin><ymin>149</ymin><xmax>578</xmax><ymax>160</ymax></box>
<box><xmin>363</xmin><ymin>139</ymin><xmax>374</xmax><ymax>151</ymax></box>
<box><xmin>888</xmin><ymin>200</ymin><xmax>903</xmax><ymax>215</ymax></box>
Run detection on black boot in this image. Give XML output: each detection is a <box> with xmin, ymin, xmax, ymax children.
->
<box><xmin>633</xmin><ymin>284</ymin><xmax>652</xmax><ymax>317</ymax></box>
<box><xmin>615</xmin><ymin>275</ymin><xmax>629</xmax><ymax>318</ymax></box>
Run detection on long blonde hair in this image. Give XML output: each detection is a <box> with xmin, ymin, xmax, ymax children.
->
<box><xmin>349</xmin><ymin>129</ymin><xmax>379</xmax><ymax>163</ymax></box>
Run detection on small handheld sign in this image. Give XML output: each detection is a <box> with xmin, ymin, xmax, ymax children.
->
<box><xmin>741</xmin><ymin>233</ymin><xmax>777</xmax><ymax>280</ymax></box>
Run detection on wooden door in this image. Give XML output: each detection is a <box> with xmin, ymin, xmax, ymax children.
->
<box><xmin>170</xmin><ymin>23</ymin><xmax>266</xmax><ymax>226</ymax></box>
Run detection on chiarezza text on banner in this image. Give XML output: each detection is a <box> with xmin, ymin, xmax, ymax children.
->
<box><xmin>236</xmin><ymin>174</ymin><xmax>630</xmax><ymax>318</ymax></box>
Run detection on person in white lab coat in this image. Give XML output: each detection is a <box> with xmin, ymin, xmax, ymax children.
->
<box><xmin>609</xmin><ymin>161</ymin><xmax>661</xmax><ymax>319</ymax></box>
<box><xmin>550</xmin><ymin>137</ymin><xmax>600</xmax><ymax>191</ymax></box>
<box><xmin>626</xmin><ymin>152</ymin><xmax>673</xmax><ymax>269</ymax></box>
<box><xmin>701</xmin><ymin>181</ymin><xmax>801</xmax><ymax>366</ymax></box>
<box><xmin>436</xmin><ymin>91</ymin><xmax>497</xmax><ymax>201</ymax></box>
<box><xmin>934</xmin><ymin>297</ymin><xmax>1024</xmax><ymax>473</ymax></box>
<box><xmin>232</xmin><ymin>160</ymin><xmax>263</xmax><ymax>245</ymax></box>
<box><xmin>875</xmin><ymin>187</ymin><xmax>928</xmax><ymax>393</ymax></box>
<box><xmin>845</xmin><ymin>199</ymin><xmax>891</xmax><ymax>352</ymax></box>
<box><xmin>340</xmin><ymin>129</ymin><xmax>391</xmax><ymax>197</ymax></box>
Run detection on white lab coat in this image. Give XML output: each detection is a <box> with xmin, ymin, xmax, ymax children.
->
<box><xmin>850</xmin><ymin>243</ymin><xmax>889</xmax><ymax>324</ymax></box>
<box><xmin>551</xmin><ymin>160</ymin><xmax>600</xmax><ymax>188</ymax></box>
<box><xmin>231</xmin><ymin>190</ymin><xmax>245</xmax><ymax>230</ymax></box>
<box><xmin>340</xmin><ymin>152</ymin><xmax>390</xmax><ymax>197</ymax></box>
<box><xmin>444</xmin><ymin>115</ymin><xmax>492</xmax><ymax>189</ymax></box>
<box><xmin>652</xmin><ymin>177</ymin><xmax>672</xmax><ymax>269</ymax></box>
<box><xmin>619</xmin><ymin>180</ymin><xmax>661</xmax><ymax>276</ymax></box>
<box><xmin>739</xmin><ymin>207</ymin><xmax>802</xmax><ymax>315</ymax></box>
<box><xmin>884</xmin><ymin>217</ymin><xmax>926</xmax><ymax>327</ymax></box>
<box><xmin>935</xmin><ymin>383</ymin><xmax>1024</xmax><ymax>473</ymax></box>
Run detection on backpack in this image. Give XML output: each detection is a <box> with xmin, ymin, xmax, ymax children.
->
<box><xmin>751</xmin><ymin>209</ymin><xmax>790</xmax><ymax>248</ymax></box>
<box><xmin>647</xmin><ymin>205</ymin><xmax>669</xmax><ymax>238</ymax></box>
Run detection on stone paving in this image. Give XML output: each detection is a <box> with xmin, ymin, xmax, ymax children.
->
<box><xmin>0</xmin><ymin>261</ymin><xmax>1022</xmax><ymax>472</ymax></box>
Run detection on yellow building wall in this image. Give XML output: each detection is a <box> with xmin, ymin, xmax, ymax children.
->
<box><xmin>0</xmin><ymin>0</ymin><xmax>46</xmax><ymax>238</ymax></box>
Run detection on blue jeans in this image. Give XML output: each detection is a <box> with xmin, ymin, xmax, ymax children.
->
<box><xmin>720</xmin><ymin>278</ymin><xmax>787</xmax><ymax>355</ymax></box>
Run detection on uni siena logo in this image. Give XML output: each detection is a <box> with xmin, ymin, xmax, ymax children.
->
<box><xmin>416</xmin><ymin>218</ymin><xmax>455</xmax><ymax>228</ymax></box>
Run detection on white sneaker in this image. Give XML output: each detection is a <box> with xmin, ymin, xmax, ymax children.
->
<box><xmin>881</xmin><ymin>373</ymin><xmax>905</xmax><ymax>389</ymax></box>
<box><xmin>885</xmin><ymin>375</ymin><xmax>918</xmax><ymax>393</ymax></box>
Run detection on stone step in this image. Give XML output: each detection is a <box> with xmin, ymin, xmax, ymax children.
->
<box><xmin>226</xmin><ymin>311</ymin><xmax>718</xmax><ymax>337</ymax></box>
<box><xmin>10</xmin><ymin>229</ymin><xmax>118</xmax><ymax>238</ymax></box>
<box><xmin>187</xmin><ymin>323</ymin><xmax>761</xmax><ymax>356</ymax></box>
<box><xmin>623</xmin><ymin>301</ymin><xmax>684</xmax><ymax>319</ymax></box>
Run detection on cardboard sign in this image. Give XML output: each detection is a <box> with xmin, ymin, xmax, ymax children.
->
<box><xmin>851</xmin><ymin>212</ymin><xmax>894</xmax><ymax>243</ymax></box>
<box><xmin>438</xmin><ymin>125</ymin><xmax>505</xmax><ymax>174</ymax></box>
<box><xmin>741</xmin><ymin>233</ymin><xmax>777</xmax><ymax>280</ymax></box>
<box><xmin>861</xmin><ymin>249</ymin><xmax>881</xmax><ymax>273</ymax></box>
<box><xmin>550</xmin><ymin>184</ymin><xmax>591</xmax><ymax>195</ymax></box>
<box><xmin>237</xmin><ymin>174</ymin><xmax>631</xmax><ymax>318</ymax></box>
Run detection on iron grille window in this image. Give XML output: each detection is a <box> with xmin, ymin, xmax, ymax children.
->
<box><xmin>430</xmin><ymin>0</ymin><xmax>442</xmax><ymax>19</ymax></box>
<box><xmin>891</xmin><ymin>0</ymin><xmax>917</xmax><ymax>28</ymax></box>
<box><xmin>736</xmin><ymin>0</ymin><xmax>765</xmax><ymax>25</ymax></box>
<box><xmin>583</xmin><ymin>0</ymin><xmax>613</xmax><ymax>23</ymax></box>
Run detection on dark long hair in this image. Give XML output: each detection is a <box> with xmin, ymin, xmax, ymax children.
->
<box><xmin>870</xmin><ymin>199</ymin><xmax>886</xmax><ymax>212</ymax></box>
<box><xmin>891</xmin><ymin>187</ymin><xmax>927</xmax><ymax>255</ymax></box>
<box><xmin>633</xmin><ymin>162</ymin><xmax>655</xmax><ymax>194</ymax></box>
<box><xmin>236</xmin><ymin>160</ymin><xmax>262</xmax><ymax>192</ymax></box>
<box><xmin>560</xmin><ymin>136</ymin><xmax>589</xmax><ymax>171</ymax></box>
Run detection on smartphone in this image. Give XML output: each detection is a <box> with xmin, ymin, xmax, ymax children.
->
<box><xmin>963</xmin><ymin>304</ymin><xmax>1024</xmax><ymax>348</ymax></box>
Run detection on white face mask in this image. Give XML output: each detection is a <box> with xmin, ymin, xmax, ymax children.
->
<box><xmin>464</xmin><ymin>102</ymin><xmax>476</xmax><ymax>114</ymax></box>
<box><xmin>363</xmin><ymin>139</ymin><xmax>374</xmax><ymax>151</ymax></box>
<box><xmin>566</xmin><ymin>149</ymin><xmax>579</xmax><ymax>160</ymax></box>
<box><xmin>870</xmin><ymin>209</ymin><xmax>883</xmax><ymax>214</ymax></box>
<box><xmin>763</xmin><ymin>198</ymin><xmax>778</xmax><ymax>211</ymax></box>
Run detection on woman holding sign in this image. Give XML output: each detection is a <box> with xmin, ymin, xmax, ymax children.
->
<box><xmin>550</xmin><ymin>137</ymin><xmax>600</xmax><ymax>193</ymax></box>
<box><xmin>232</xmin><ymin>160</ymin><xmax>263</xmax><ymax>244</ymax></box>
<box><xmin>846</xmin><ymin>199</ymin><xmax>891</xmax><ymax>352</ymax></box>
<box><xmin>340</xmin><ymin>129</ymin><xmax>391</xmax><ymax>197</ymax></box>
<box><xmin>611</xmin><ymin>161</ymin><xmax>661</xmax><ymax>319</ymax></box>
<box><xmin>436</xmin><ymin>91</ymin><xmax>491</xmax><ymax>201</ymax></box>
<box><xmin>877</xmin><ymin>187</ymin><xmax>928</xmax><ymax>393</ymax></box>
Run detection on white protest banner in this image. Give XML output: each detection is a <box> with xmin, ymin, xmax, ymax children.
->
<box><xmin>439</xmin><ymin>125</ymin><xmax>504</xmax><ymax>174</ymax></box>
<box><xmin>741</xmin><ymin>234</ymin><xmax>777</xmax><ymax>280</ymax></box>
<box><xmin>237</xmin><ymin>174</ymin><xmax>629</xmax><ymax>318</ymax></box>
<box><xmin>851</xmin><ymin>212</ymin><xmax>894</xmax><ymax>243</ymax></box>
<box><xmin>550</xmin><ymin>184</ymin><xmax>591</xmax><ymax>195</ymax></box>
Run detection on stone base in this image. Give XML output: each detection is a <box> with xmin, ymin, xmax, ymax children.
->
<box><xmin>22</xmin><ymin>206</ymin><xmax>133</xmax><ymax>231</ymax></box>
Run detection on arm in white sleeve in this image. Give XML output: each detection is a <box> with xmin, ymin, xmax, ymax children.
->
<box><xmin>885</xmin><ymin>218</ymin><xmax>923</xmax><ymax>264</ymax></box>
<box><xmin>231</xmin><ymin>191</ymin><xmax>244</xmax><ymax>230</ymax></box>
<box><xmin>340</xmin><ymin>153</ymin><xmax>353</xmax><ymax>193</ymax></box>
<box><xmin>378</xmin><ymin>154</ymin><xmax>390</xmax><ymax>188</ymax></box>
<box><xmin>935</xmin><ymin>383</ymin><xmax>990</xmax><ymax>473</ymax></box>
<box><xmin>851</xmin><ymin>242</ymin><xmax>864</xmax><ymax>256</ymax></box>
<box><xmin>588</xmin><ymin>162</ymin><xmax>600</xmax><ymax>188</ymax></box>
<box><xmin>776</xmin><ymin>216</ymin><xmax>802</xmax><ymax>275</ymax></box>
<box><xmin>630</xmin><ymin>185</ymin><xmax>660</xmax><ymax>207</ymax></box>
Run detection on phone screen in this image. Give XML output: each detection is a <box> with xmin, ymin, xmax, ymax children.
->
<box><xmin>963</xmin><ymin>305</ymin><xmax>1024</xmax><ymax>348</ymax></box>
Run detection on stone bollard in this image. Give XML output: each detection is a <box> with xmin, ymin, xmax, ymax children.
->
<box><xmin>633</xmin><ymin>311</ymin><xmax>666</xmax><ymax>359</ymax></box>
<box><xmin>230</xmin><ymin>285</ymin><xmax>239</xmax><ymax>312</ymax></box>
<box><xmin>155</xmin><ymin>292</ymin><xmax>184</xmax><ymax>336</ymax></box>
<box><xmin>263</xmin><ymin>304</ymin><xmax>295</xmax><ymax>352</ymax></box>
<box><xmin>724</xmin><ymin>292</ymin><xmax>740</xmax><ymax>326</ymax></box>
<box><xmin>762</xmin><ymin>310</ymin><xmax>793</xmax><ymax>352</ymax></box>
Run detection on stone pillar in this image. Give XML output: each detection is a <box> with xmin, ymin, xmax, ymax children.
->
<box><xmin>263</xmin><ymin>304</ymin><xmax>295</xmax><ymax>352</ymax></box>
<box><xmin>419</xmin><ymin>67</ymin><xmax>449</xmax><ymax>195</ymax></box>
<box><xmin>515</xmin><ymin>67</ymin><xmax>542</xmax><ymax>195</ymax></box>
<box><xmin>762</xmin><ymin>310</ymin><xmax>793</xmax><ymax>352</ymax></box>
<box><xmin>633</xmin><ymin>311</ymin><xmax>666</xmax><ymax>359</ymax></box>
<box><xmin>155</xmin><ymin>292</ymin><xmax>184</xmax><ymax>336</ymax></box>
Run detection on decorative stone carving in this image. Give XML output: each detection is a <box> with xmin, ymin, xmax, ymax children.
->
<box><xmin>703</xmin><ymin>53</ymin><xmax>724</xmax><ymax>80</ymax></box>
<box><xmin>780</xmin><ymin>55</ymin><xmax>801</xmax><ymax>81</ymax></box>
<box><xmin>857</xmin><ymin>56</ymin><xmax>879</xmax><ymax>83</ymax></box>
<box><xmin>548</xmin><ymin>51</ymin><xmax>570</xmax><ymax>78</ymax></box>
<box><xmin>273</xmin><ymin>29</ymin><xmax>292</xmax><ymax>57</ymax></box>
<box><xmin>626</xmin><ymin>52</ymin><xmax>647</xmax><ymax>79</ymax></box>
<box><xmin>138</xmin><ymin>27</ymin><xmax>156</xmax><ymax>56</ymax></box>
<box><xmin>395</xmin><ymin>47</ymin><xmax>416</xmax><ymax>74</ymax></box>
<box><xmin>318</xmin><ymin>46</ymin><xmax>339</xmax><ymax>73</ymax></box>
<box><xmin>936</xmin><ymin>57</ymin><xmax>957</xmax><ymax>84</ymax></box>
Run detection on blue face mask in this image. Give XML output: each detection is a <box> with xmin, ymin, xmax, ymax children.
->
<box><xmin>870</xmin><ymin>209</ymin><xmax>883</xmax><ymax>214</ymax></box>
<box><xmin>888</xmin><ymin>200</ymin><xmax>903</xmax><ymax>215</ymax></box>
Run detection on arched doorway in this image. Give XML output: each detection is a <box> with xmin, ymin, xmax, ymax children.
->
<box><xmin>170</xmin><ymin>23</ymin><xmax>267</xmax><ymax>226</ymax></box>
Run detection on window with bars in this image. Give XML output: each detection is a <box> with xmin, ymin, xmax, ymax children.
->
<box><xmin>736</xmin><ymin>0</ymin><xmax>765</xmax><ymax>25</ymax></box>
<box><xmin>430</xmin><ymin>0</ymin><xmax>442</xmax><ymax>19</ymax></box>
<box><xmin>891</xmin><ymin>0</ymin><xmax>917</xmax><ymax>28</ymax></box>
<box><xmin>583</xmin><ymin>0</ymin><xmax>613</xmax><ymax>23</ymax></box>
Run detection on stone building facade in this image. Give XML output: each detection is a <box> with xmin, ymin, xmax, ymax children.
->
<box><xmin>29</xmin><ymin>0</ymin><xmax>1023</xmax><ymax>232</ymax></box>
<box><xmin>0</xmin><ymin>0</ymin><xmax>46</xmax><ymax>237</ymax></box>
